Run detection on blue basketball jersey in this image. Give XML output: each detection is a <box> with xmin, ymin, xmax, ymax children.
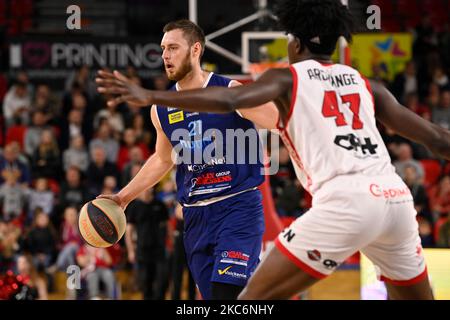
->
<box><xmin>156</xmin><ymin>73</ymin><xmax>264</xmax><ymax>205</ymax></box>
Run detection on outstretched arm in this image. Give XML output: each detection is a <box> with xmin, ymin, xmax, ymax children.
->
<box><xmin>96</xmin><ymin>69</ymin><xmax>292</xmax><ymax>114</ymax></box>
<box><xmin>372</xmin><ymin>80</ymin><xmax>450</xmax><ymax>160</ymax></box>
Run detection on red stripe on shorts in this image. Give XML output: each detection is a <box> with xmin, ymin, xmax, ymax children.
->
<box><xmin>274</xmin><ymin>237</ymin><xmax>327</xmax><ymax>280</ymax></box>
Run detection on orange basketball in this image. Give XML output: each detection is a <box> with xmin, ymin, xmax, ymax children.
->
<box><xmin>78</xmin><ymin>198</ymin><xmax>126</xmax><ymax>248</ymax></box>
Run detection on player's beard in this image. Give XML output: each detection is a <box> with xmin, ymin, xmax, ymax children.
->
<box><xmin>166</xmin><ymin>51</ymin><xmax>193</xmax><ymax>82</ymax></box>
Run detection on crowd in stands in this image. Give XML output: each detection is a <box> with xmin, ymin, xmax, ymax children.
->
<box><xmin>0</xmin><ymin>13</ymin><xmax>449</xmax><ymax>299</ymax></box>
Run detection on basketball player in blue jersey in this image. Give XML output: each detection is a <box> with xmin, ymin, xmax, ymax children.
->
<box><xmin>98</xmin><ymin>1</ymin><xmax>450</xmax><ymax>300</ymax></box>
<box><xmin>97</xmin><ymin>20</ymin><xmax>278</xmax><ymax>300</ymax></box>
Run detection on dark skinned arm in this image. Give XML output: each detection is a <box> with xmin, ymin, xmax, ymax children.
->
<box><xmin>96</xmin><ymin>69</ymin><xmax>292</xmax><ymax>115</ymax></box>
<box><xmin>372</xmin><ymin>80</ymin><xmax>450</xmax><ymax>160</ymax></box>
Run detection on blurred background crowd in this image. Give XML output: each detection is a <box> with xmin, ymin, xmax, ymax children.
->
<box><xmin>0</xmin><ymin>0</ymin><xmax>449</xmax><ymax>300</ymax></box>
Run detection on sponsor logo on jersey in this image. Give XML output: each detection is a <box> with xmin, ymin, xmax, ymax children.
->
<box><xmin>179</xmin><ymin>136</ymin><xmax>213</xmax><ymax>150</ymax></box>
<box><xmin>168</xmin><ymin>111</ymin><xmax>184</xmax><ymax>124</ymax></box>
<box><xmin>186</xmin><ymin>157</ymin><xmax>226</xmax><ymax>172</ymax></box>
<box><xmin>185</xmin><ymin>112</ymin><xmax>199</xmax><ymax>118</ymax></box>
<box><xmin>221</xmin><ymin>251</ymin><xmax>250</xmax><ymax>261</ymax></box>
<box><xmin>334</xmin><ymin>133</ymin><xmax>378</xmax><ymax>157</ymax></box>
<box><xmin>219</xmin><ymin>259</ymin><xmax>248</xmax><ymax>267</ymax></box>
<box><xmin>188</xmin><ymin>186</ymin><xmax>231</xmax><ymax>196</ymax></box>
<box><xmin>220</xmin><ymin>251</ymin><xmax>250</xmax><ymax>266</ymax></box>
<box><xmin>192</xmin><ymin>172</ymin><xmax>232</xmax><ymax>186</ymax></box>
<box><xmin>167</xmin><ymin>107</ymin><xmax>177</xmax><ymax>112</ymax></box>
<box><xmin>218</xmin><ymin>265</ymin><xmax>233</xmax><ymax>275</ymax></box>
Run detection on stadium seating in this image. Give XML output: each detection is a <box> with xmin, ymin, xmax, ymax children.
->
<box><xmin>420</xmin><ymin>159</ymin><xmax>443</xmax><ymax>189</ymax></box>
<box><xmin>434</xmin><ymin>217</ymin><xmax>449</xmax><ymax>243</ymax></box>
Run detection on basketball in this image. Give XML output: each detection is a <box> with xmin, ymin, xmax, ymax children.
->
<box><xmin>78</xmin><ymin>198</ymin><xmax>126</xmax><ymax>248</ymax></box>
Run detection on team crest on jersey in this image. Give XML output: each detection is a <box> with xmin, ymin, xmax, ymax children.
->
<box><xmin>168</xmin><ymin>111</ymin><xmax>184</xmax><ymax>124</ymax></box>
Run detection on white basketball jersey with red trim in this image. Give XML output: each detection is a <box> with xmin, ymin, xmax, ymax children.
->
<box><xmin>277</xmin><ymin>60</ymin><xmax>395</xmax><ymax>195</ymax></box>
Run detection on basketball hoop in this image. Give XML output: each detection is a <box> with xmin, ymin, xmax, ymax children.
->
<box><xmin>249</xmin><ymin>61</ymin><xmax>289</xmax><ymax>80</ymax></box>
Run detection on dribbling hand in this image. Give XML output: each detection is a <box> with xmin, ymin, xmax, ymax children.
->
<box><xmin>96</xmin><ymin>193</ymin><xmax>128</xmax><ymax>211</ymax></box>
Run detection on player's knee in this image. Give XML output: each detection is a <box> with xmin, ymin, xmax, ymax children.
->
<box><xmin>237</xmin><ymin>285</ymin><xmax>268</xmax><ymax>300</ymax></box>
<box><xmin>237</xmin><ymin>287</ymin><xmax>254</xmax><ymax>300</ymax></box>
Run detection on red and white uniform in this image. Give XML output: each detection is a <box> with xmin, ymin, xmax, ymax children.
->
<box><xmin>275</xmin><ymin>60</ymin><xmax>427</xmax><ymax>285</ymax></box>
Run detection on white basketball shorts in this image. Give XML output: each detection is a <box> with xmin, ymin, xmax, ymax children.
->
<box><xmin>275</xmin><ymin>173</ymin><xmax>428</xmax><ymax>285</ymax></box>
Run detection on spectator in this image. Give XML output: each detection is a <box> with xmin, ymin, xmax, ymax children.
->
<box><xmin>404</xmin><ymin>92</ymin><xmax>430</xmax><ymax>120</ymax></box>
<box><xmin>0</xmin><ymin>169</ymin><xmax>29</xmax><ymax>223</ymax></box>
<box><xmin>86</xmin><ymin>146</ymin><xmax>118</xmax><ymax>197</ymax></box>
<box><xmin>125</xmin><ymin>188</ymin><xmax>169</xmax><ymax>300</ymax></box>
<box><xmin>121</xmin><ymin>147</ymin><xmax>144</xmax><ymax>186</ymax></box>
<box><xmin>429</xmin><ymin>175</ymin><xmax>450</xmax><ymax>219</ymax></box>
<box><xmin>156</xmin><ymin>179</ymin><xmax>177</xmax><ymax>215</ymax></box>
<box><xmin>64</xmin><ymin>65</ymin><xmax>97</xmax><ymax>100</ymax></box>
<box><xmin>4</xmin><ymin>116</ymin><xmax>27</xmax><ymax>150</ymax></box>
<box><xmin>0</xmin><ymin>142</ymin><xmax>31</xmax><ymax>186</ymax></box>
<box><xmin>28</xmin><ymin>178</ymin><xmax>54</xmax><ymax>218</ymax></box>
<box><xmin>418</xmin><ymin>218</ymin><xmax>434</xmax><ymax>247</ymax></box>
<box><xmin>437</xmin><ymin>214</ymin><xmax>450</xmax><ymax>248</ymax></box>
<box><xmin>15</xmin><ymin>71</ymin><xmax>34</xmax><ymax>96</ymax></box>
<box><xmin>76</xmin><ymin>244</ymin><xmax>116</xmax><ymax>300</ymax></box>
<box><xmin>390</xmin><ymin>61</ymin><xmax>418</xmax><ymax>103</ymax></box>
<box><xmin>413</xmin><ymin>15</ymin><xmax>438</xmax><ymax>60</ymax></box>
<box><xmin>60</xmin><ymin>108</ymin><xmax>90</xmax><ymax>151</ymax></box>
<box><xmin>24</xmin><ymin>209</ymin><xmax>57</xmax><ymax>272</ymax></box>
<box><xmin>2</xmin><ymin>81</ymin><xmax>31</xmax><ymax>128</ymax></box>
<box><xmin>89</xmin><ymin>122</ymin><xmax>119</xmax><ymax>164</ymax></box>
<box><xmin>275</xmin><ymin>179</ymin><xmax>304</xmax><ymax>217</ymax></box>
<box><xmin>431</xmin><ymin>89</ymin><xmax>450</xmax><ymax>130</ymax></box>
<box><xmin>171</xmin><ymin>204</ymin><xmax>196</xmax><ymax>300</ymax></box>
<box><xmin>15</xmin><ymin>254</ymin><xmax>48</xmax><ymax>300</ymax></box>
<box><xmin>117</xmin><ymin>128</ymin><xmax>150</xmax><ymax>171</ymax></box>
<box><xmin>52</xmin><ymin>207</ymin><xmax>83</xmax><ymax>272</ymax></box>
<box><xmin>0</xmin><ymin>219</ymin><xmax>21</xmax><ymax>272</ymax></box>
<box><xmin>123</xmin><ymin>103</ymin><xmax>143</xmax><ymax>129</ymax></box>
<box><xmin>393</xmin><ymin>143</ymin><xmax>424</xmax><ymax>181</ymax></box>
<box><xmin>62</xmin><ymin>83</ymin><xmax>89</xmax><ymax>116</ymax></box>
<box><xmin>131</xmin><ymin>113</ymin><xmax>146</xmax><ymax>140</ymax></box>
<box><xmin>94</xmin><ymin>103</ymin><xmax>125</xmax><ymax>137</ymax></box>
<box><xmin>63</xmin><ymin>135</ymin><xmax>89</xmax><ymax>173</ymax></box>
<box><xmin>59</xmin><ymin>166</ymin><xmax>89</xmax><ymax>211</ymax></box>
<box><xmin>270</xmin><ymin>145</ymin><xmax>296</xmax><ymax>199</ymax></box>
<box><xmin>425</xmin><ymin>83</ymin><xmax>441</xmax><ymax>110</ymax></box>
<box><xmin>31</xmin><ymin>129</ymin><xmax>61</xmax><ymax>179</ymax></box>
<box><xmin>432</xmin><ymin>66</ymin><xmax>449</xmax><ymax>88</ymax></box>
<box><xmin>131</xmin><ymin>113</ymin><xmax>154</xmax><ymax>149</ymax></box>
<box><xmin>403</xmin><ymin>165</ymin><xmax>430</xmax><ymax>221</ymax></box>
<box><xmin>24</xmin><ymin>110</ymin><xmax>51</xmax><ymax>157</ymax></box>
<box><xmin>101</xmin><ymin>176</ymin><xmax>118</xmax><ymax>195</ymax></box>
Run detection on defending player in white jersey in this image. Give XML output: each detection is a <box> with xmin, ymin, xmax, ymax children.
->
<box><xmin>97</xmin><ymin>0</ymin><xmax>450</xmax><ymax>300</ymax></box>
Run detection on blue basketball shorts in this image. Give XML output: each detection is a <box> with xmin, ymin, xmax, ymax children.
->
<box><xmin>182</xmin><ymin>189</ymin><xmax>265</xmax><ymax>300</ymax></box>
